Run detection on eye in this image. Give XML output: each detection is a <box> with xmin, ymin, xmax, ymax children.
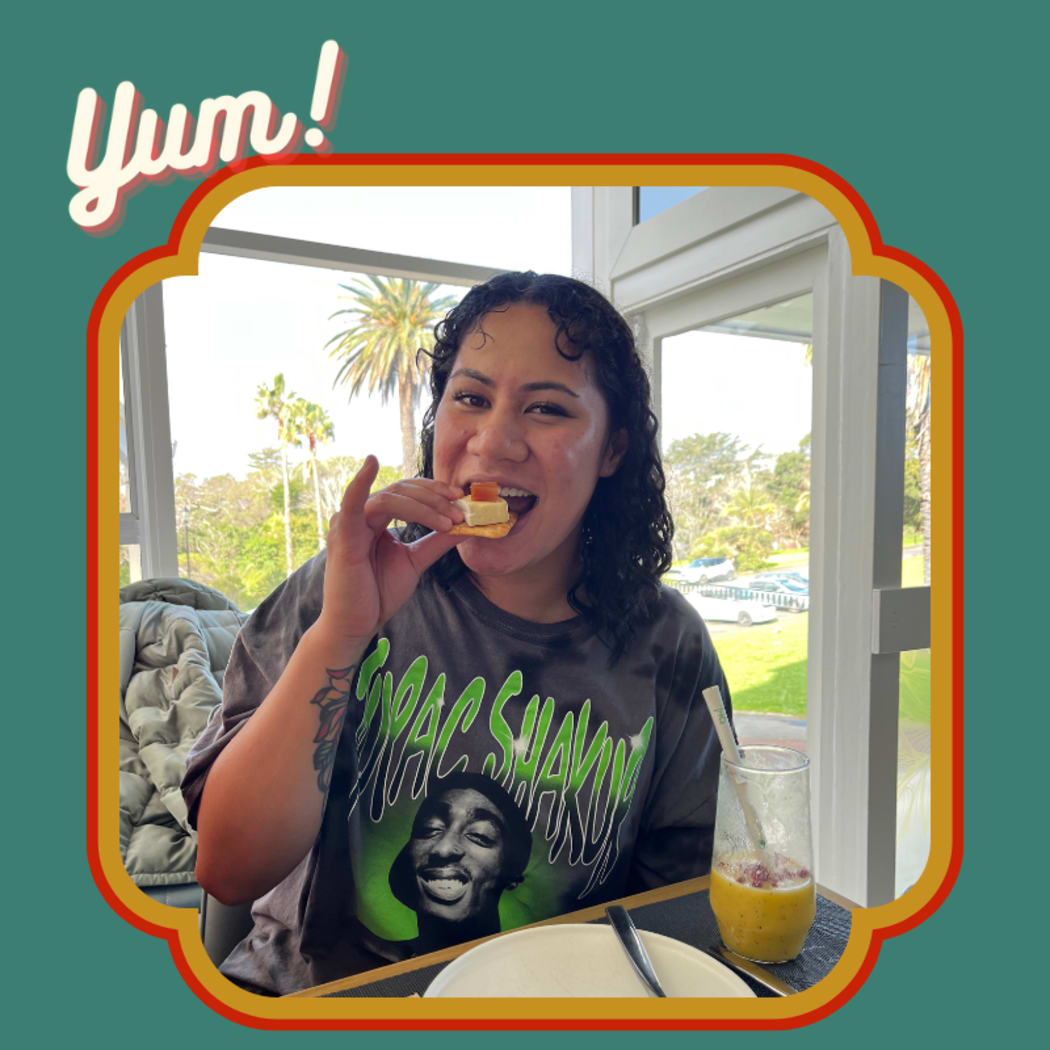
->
<box><xmin>417</xmin><ymin>820</ymin><xmax>446</xmax><ymax>839</ymax></box>
<box><xmin>527</xmin><ymin>401</ymin><xmax>568</xmax><ymax>417</ymax></box>
<box><xmin>451</xmin><ymin>391</ymin><xmax>488</xmax><ymax>409</ymax></box>
<box><xmin>466</xmin><ymin>822</ymin><xmax>502</xmax><ymax>848</ymax></box>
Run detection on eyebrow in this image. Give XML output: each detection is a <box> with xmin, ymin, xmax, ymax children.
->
<box><xmin>418</xmin><ymin>801</ymin><xmax>505</xmax><ymax>833</ymax></box>
<box><xmin>448</xmin><ymin>368</ymin><xmax>580</xmax><ymax>399</ymax></box>
<box><xmin>467</xmin><ymin>806</ymin><xmax>505</xmax><ymax>831</ymax></box>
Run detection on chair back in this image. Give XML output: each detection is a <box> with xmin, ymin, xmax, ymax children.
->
<box><xmin>199</xmin><ymin>892</ymin><xmax>254</xmax><ymax>966</ymax></box>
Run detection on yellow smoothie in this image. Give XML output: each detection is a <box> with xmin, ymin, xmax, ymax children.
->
<box><xmin>710</xmin><ymin>854</ymin><xmax>816</xmax><ymax>963</ymax></box>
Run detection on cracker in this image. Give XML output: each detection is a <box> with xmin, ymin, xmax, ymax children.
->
<box><xmin>448</xmin><ymin>512</ymin><xmax>517</xmax><ymax>538</ymax></box>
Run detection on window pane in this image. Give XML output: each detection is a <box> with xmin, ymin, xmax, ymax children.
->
<box><xmin>636</xmin><ymin>186</ymin><xmax>709</xmax><ymax>223</ymax></box>
<box><xmin>898</xmin><ymin>297</ymin><xmax>931</xmax><ymax>896</ymax></box>
<box><xmin>896</xmin><ymin>648</ymin><xmax>931</xmax><ymax>895</ymax></box>
<box><xmin>119</xmin><ymin>345</ymin><xmax>131</xmax><ymax>514</ymax></box>
<box><xmin>210</xmin><ymin>186</ymin><xmax>573</xmax><ymax>275</ymax></box>
<box><xmin>162</xmin><ymin>256</ymin><xmax>467</xmax><ymax>611</ymax></box>
<box><xmin>120</xmin><ymin>544</ymin><xmax>141</xmax><ymax>586</ymax></box>
<box><xmin>905</xmin><ymin>297</ymin><xmax>931</xmax><ymax>583</ymax></box>
<box><xmin>660</xmin><ymin>295</ymin><xmax>813</xmax><ymax>750</ymax></box>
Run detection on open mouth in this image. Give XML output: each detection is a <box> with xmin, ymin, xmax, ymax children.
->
<box><xmin>499</xmin><ymin>486</ymin><xmax>537</xmax><ymax>520</ymax></box>
<box><xmin>459</xmin><ymin>481</ymin><xmax>538</xmax><ymax>533</ymax></box>
<box><xmin>419</xmin><ymin>868</ymin><xmax>469</xmax><ymax>903</ymax></box>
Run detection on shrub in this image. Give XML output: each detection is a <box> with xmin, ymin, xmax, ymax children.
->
<box><xmin>693</xmin><ymin>525</ymin><xmax>775</xmax><ymax>572</ymax></box>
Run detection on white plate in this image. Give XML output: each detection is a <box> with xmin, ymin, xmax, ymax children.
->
<box><xmin>423</xmin><ymin>923</ymin><xmax>756</xmax><ymax>997</ymax></box>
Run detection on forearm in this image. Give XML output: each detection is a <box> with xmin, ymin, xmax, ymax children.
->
<box><xmin>194</xmin><ymin>623</ymin><xmax>369</xmax><ymax>904</ymax></box>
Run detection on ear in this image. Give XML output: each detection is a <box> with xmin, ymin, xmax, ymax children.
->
<box><xmin>599</xmin><ymin>428</ymin><xmax>628</xmax><ymax>478</ymax></box>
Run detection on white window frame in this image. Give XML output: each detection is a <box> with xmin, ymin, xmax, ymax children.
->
<box><xmin>574</xmin><ymin>186</ymin><xmax>931</xmax><ymax>905</ymax></box>
<box><xmin>120</xmin><ymin>284</ymin><xmax>178</xmax><ymax>579</ymax></box>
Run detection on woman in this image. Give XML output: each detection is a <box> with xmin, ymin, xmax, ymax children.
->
<box><xmin>183</xmin><ymin>272</ymin><xmax>732</xmax><ymax>995</ymax></box>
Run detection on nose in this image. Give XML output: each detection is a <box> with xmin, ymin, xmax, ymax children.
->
<box><xmin>429</xmin><ymin>829</ymin><xmax>465</xmax><ymax>861</ymax></box>
<box><xmin>466</xmin><ymin>407</ymin><xmax>528</xmax><ymax>463</ymax></box>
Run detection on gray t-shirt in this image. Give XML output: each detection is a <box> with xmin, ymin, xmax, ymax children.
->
<box><xmin>182</xmin><ymin>552</ymin><xmax>732</xmax><ymax>995</ymax></box>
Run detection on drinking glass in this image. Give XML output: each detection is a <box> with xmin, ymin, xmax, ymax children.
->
<box><xmin>709</xmin><ymin>745</ymin><xmax>815</xmax><ymax>963</ymax></box>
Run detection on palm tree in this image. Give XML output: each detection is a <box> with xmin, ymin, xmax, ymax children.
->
<box><xmin>292</xmin><ymin>399</ymin><xmax>335</xmax><ymax>551</ymax></box>
<box><xmin>255</xmin><ymin>373</ymin><xmax>301</xmax><ymax>578</ymax></box>
<box><xmin>794</xmin><ymin>484</ymin><xmax>810</xmax><ymax>520</ymax></box>
<box><xmin>327</xmin><ymin>276</ymin><xmax>459</xmax><ymax>477</ymax></box>
<box><xmin>726</xmin><ymin>481</ymin><xmax>777</xmax><ymax>531</ymax></box>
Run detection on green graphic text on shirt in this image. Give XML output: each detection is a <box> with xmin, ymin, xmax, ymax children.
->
<box><xmin>347</xmin><ymin>638</ymin><xmax>652</xmax><ymax>897</ymax></box>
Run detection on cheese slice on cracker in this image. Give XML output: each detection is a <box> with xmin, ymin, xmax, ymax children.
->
<box><xmin>449</xmin><ymin>492</ymin><xmax>515</xmax><ymax>538</ymax></box>
<box><xmin>448</xmin><ymin>512</ymin><xmax>517</xmax><ymax>538</ymax></box>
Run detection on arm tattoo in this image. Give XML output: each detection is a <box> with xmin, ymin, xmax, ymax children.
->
<box><xmin>310</xmin><ymin>663</ymin><xmax>357</xmax><ymax>794</ymax></box>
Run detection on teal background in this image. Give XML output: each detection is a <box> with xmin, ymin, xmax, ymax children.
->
<box><xmin>8</xmin><ymin>0</ymin><xmax>1037</xmax><ymax>1042</ymax></box>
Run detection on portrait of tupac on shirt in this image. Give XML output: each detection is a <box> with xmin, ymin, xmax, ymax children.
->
<box><xmin>387</xmin><ymin>771</ymin><xmax>532</xmax><ymax>953</ymax></box>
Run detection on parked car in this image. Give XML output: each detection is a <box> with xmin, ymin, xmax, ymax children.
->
<box><xmin>753</xmin><ymin>571</ymin><xmax>809</xmax><ymax>589</ymax></box>
<box><xmin>683</xmin><ymin>592</ymin><xmax>776</xmax><ymax>628</ymax></box>
<box><xmin>679</xmin><ymin>556</ymin><xmax>736</xmax><ymax>584</ymax></box>
<box><xmin>749</xmin><ymin>577</ymin><xmax>808</xmax><ymax>594</ymax></box>
<box><xmin>746</xmin><ymin>578</ymin><xmax>808</xmax><ymax>610</ymax></box>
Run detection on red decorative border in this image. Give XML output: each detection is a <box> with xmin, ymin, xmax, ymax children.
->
<box><xmin>87</xmin><ymin>153</ymin><xmax>963</xmax><ymax>1029</ymax></box>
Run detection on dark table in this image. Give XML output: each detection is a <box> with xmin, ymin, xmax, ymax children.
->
<box><xmin>292</xmin><ymin>875</ymin><xmax>855</xmax><ymax>1000</ymax></box>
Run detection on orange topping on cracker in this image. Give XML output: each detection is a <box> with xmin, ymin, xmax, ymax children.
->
<box><xmin>470</xmin><ymin>481</ymin><xmax>500</xmax><ymax>502</ymax></box>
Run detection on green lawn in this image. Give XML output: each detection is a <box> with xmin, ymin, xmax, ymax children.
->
<box><xmin>901</xmin><ymin>553</ymin><xmax>926</xmax><ymax>587</ymax></box>
<box><xmin>766</xmin><ymin>548</ymin><xmax>809</xmax><ymax>570</ymax></box>
<box><xmin>709</xmin><ymin>552</ymin><xmax>930</xmax><ymax>724</ymax></box>
<box><xmin>899</xmin><ymin>649</ymin><xmax>930</xmax><ymax>725</ymax></box>
<box><xmin>713</xmin><ymin>613</ymin><xmax>809</xmax><ymax>718</ymax></box>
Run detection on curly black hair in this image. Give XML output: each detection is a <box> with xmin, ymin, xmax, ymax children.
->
<box><xmin>405</xmin><ymin>271</ymin><xmax>673</xmax><ymax>662</ymax></box>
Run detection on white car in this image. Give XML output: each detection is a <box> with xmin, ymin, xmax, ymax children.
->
<box><xmin>744</xmin><ymin>577</ymin><xmax>809</xmax><ymax>611</ymax></box>
<box><xmin>683</xmin><ymin>592</ymin><xmax>777</xmax><ymax>628</ymax></box>
<box><xmin>678</xmin><ymin>557</ymin><xmax>736</xmax><ymax>584</ymax></box>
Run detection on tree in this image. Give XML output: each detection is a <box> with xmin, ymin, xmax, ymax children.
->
<box><xmin>663</xmin><ymin>432</ymin><xmax>749</xmax><ymax>558</ymax></box>
<box><xmin>247</xmin><ymin>446</ymin><xmax>282</xmax><ymax>476</ymax></box>
<box><xmin>725</xmin><ymin>479</ymin><xmax>777</xmax><ymax>532</ymax></box>
<box><xmin>292</xmin><ymin>399</ymin><xmax>335</xmax><ymax>551</ymax></box>
<box><xmin>169</xmin><ymin>451</ymin><xmax>410</xmax><ymax>612</ymax></box>
<box><xmin>255</xmin><ymin>374</ymin><xmax>302</xmax><ymax>578</ymax></box>
<box><xmin>173</xmin><ymin>467</ymin><xmax>322</xmax><ymax>610</ymax></box>
<box><xmin>316</xmin><ymin>455</ymin><xmax>400</xmax><ymax>521</ymax></box>
<box><xmin>763</xmin><ymin>437</ymin><xmax>812</xmax><ymax>549</ymax></box>
<box><xmin>327</xmin><ymin>276</ymin><xmax>459</xmax><ymax>478</ymax></box>
<box><xmin>694</xmin><ymin>525</ymin><xmax>775</xmax><ymax>573</ymax></box>
<box><xmin>906</xmin><ymin>353</ymin><xmax>932</xmax><ymax>584</ymax></box>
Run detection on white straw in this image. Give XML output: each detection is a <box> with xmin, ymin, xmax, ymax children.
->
<box><xmin>702</xmin><ymin>685</ymin><xmax>743</xmax><ymax>764</ymax></box>
<box><xmin>702</xmin><ymin>685</ymin><xmax>771</xmax><ymax>861</ymax></box>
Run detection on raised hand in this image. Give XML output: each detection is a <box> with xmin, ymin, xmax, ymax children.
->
<box><xmin>314</xmin><ymin>455</ymin><xmax>466</xmax><ymax>649</ymax></box>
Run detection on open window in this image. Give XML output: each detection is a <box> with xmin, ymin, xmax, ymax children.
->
<box><xmin>575</xmin><ymin>186</ymin><xmax>932</xmax><ymax>905</ymax></box>
<box><xmin>119</xmin><ymin>186</ymin><xmax>571</xmax><ymax>599</ymax></box>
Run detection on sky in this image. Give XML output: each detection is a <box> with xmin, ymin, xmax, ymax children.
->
<box><xmin>156</xmin><ymin>186</ymin><xmax>813</xmax><ymax>482</ymax></box>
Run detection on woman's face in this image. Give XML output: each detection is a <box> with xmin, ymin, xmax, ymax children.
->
<box><xmin>433</xmin><ymin>302</ymin><xmax>624</xmax><ymax>587</ymax></box>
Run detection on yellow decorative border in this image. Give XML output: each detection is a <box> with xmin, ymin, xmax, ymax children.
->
<box><xmin>92</xmin><ymin>158</ymin><xmax>958</xmax><ymax>1027</ymax></box>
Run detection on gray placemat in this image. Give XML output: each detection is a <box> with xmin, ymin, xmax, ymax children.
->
<box><xmin>622</xmin><ymin>891</ymin><xmax>851</xmax><ymax>996</ymax></box>
<box><xmin>320</xmin><ymin>891</ymin><xmax>851</xmax><ymax>998</ymax></box>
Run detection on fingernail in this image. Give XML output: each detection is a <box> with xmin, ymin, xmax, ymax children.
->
<box><xmin>438</xmin><ymin>515</ymin><xmax>452</xmax><ymax>531</ymax></box>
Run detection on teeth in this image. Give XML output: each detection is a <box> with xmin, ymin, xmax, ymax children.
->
<box><xmin>422</xmin><ymin>877</ymin><xmax>467</xmax><ymax>901</ymax></box>
<box><xmin>464</xmin><ymin>481</ymin><xmax>536</xmax><ymax>498</ymax></box>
